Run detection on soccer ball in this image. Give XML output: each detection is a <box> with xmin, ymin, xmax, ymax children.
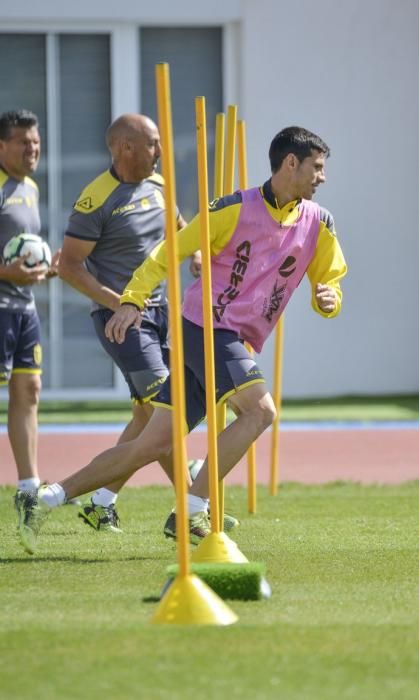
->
<box><xmin>2</xmin><ymin>233</ymin><xmax>52</xmax><ymax>271</ymax></box>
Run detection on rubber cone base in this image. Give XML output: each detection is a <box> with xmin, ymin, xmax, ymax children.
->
<box><xmin>151</xmin><ymin>574</ymin><xmax>238</xmax><ymax>625</ymax></box>
<box><xmin>191</xmin><ymin>531</ymin><xmax>249</xmax><ymax>563</ymax></box>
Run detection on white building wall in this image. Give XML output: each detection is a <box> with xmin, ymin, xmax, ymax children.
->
<box><xmin>241</xmin><ymin>0</ymin><xmax>419</xmax><ymax>396</ymax></box>
<box><xmin>1</xmin><ymin>0</ymin><xmax>418</xmax><ymax>397</ymax></box>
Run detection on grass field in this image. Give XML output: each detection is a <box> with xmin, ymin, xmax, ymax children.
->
<box><xmin>1</xmin><ymin>482</ymin><xmax>418</xmax><ymax>699</ymax></box>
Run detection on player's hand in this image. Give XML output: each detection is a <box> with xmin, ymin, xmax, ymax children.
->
<box><xmin>46</xmin><ymin>248</ymin><xmax>61</xmax><ymax>278</ymax></box>
<box><xmin>105</xmin><ymin>304</ymin><xmax>143</xmax><ymax>344</ymax></box>
<box><xmin>315</xmin><ymin>283</ymin><xmax>337</xmax><ymax>312</ymax></box>
<box><xmin>3</xmin><ymin>257</ymin><xmax>47</xmax><ymax>285</ymax></box>
<box><xmin>189</xmin><ymin>251</ymin><xmax>202</xmax><ymax>278</ymax></box>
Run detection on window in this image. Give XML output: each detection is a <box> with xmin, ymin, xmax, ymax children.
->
<box><xmin>0</xmin><ymin>32</ymin><xmax>112</xmax><ymax>390</ymax></box>
<box><xmin>140</xmin><ymin>27</ymin><xmax>223</xmax><ymax>220</ymax></box>
<box><xmin>0</xmin><ymin>26</ymin><xmax>223</xmax><ymax>394</ymax></box>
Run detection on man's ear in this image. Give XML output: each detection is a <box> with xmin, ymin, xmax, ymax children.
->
<box><xmin>285</xmin><ymin>152</ymin><xmax>299</xmax><ymax>170</ymax></box>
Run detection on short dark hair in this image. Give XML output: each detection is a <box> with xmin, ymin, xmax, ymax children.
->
<box><xmin>0</xmin><ymin>109</ymin><xmax>39</xmax><ymax>141</ymax></box>
<box><xmin>269</xmin><ymin>126</ymin><xmax>330</xmax><ymax>173</ymax></box>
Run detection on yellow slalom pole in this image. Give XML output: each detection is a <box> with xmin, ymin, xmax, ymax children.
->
<box><xmin>237</xmin><ymin>118</ymin><xmax>257</xmax><ymax>514</ymax></box>
<box><xmin>213</xmin><ymin>112</ymin><xmax>226</xmax><ymax>492</ymax></box>
<box><xmin>155</xmin><ymin>63</ymin><xmax>189</xmax><ymax>578</ymax></box>
<box><xmin>224</xmin><ymin>104</ymin><xmax>237</xmax><ymax>195</ymax></box>
<box><xmin>191</xmin><ymin>97</ymin><xmax>248</xmax><ymax>566</ymax></box>
<box><xmin>195</xmin><ymin>97</ymin><xmax>220</xmax><ymax>535</ymax></box>
<box><xmin>152</xmin><ymin>64</ymin><xmax>237</xmax><ymax>625</ymax></box>
<box><xmin>216</xmin><ymin>104</ymin><xmax>237</xmax><ymax>528</ymax></box>
<box><xmin>216</xmin><ymin>408</ymin><xmax>227</xmax><ymax>531</ymax></box>
<box><xmin>269</xmin><ymin>315</ymin><xmax>285</xmax><ymax>495</ymax></box>
<box><xmin>213</xmin><ymin>113</ymin><xmax>225</xmax><ymax>199</ymax></box>
<box><xmin>237</xmin><ymin>119</ymin><xmax>248</xmax><ymax>190</ymax></box>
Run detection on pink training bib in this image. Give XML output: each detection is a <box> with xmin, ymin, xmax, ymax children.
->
<box><xmin>182</xmin><ymin>187</ymin><xmax>320</xmax><ymax>352</ymax></box>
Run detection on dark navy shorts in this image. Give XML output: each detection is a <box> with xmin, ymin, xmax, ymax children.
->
<box><xmin>0</xmin><ymin>308</ymin><xmax>42</xmax><ymax>384</ymax></box>
<box><xmin>92</xmin><ymin>305</ymin><xmax>170</xmax><ymax>403</ymax></box>
<box><xmin>152</xmin><ymin>317</ymin><xmax>265</xmax><ymax>431</ymax></box>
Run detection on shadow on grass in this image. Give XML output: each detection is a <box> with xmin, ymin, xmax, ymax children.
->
<box><xmin>0</xmin><ymin>554</ymin><xmax>154</xmax><ymax>564</ymax></box>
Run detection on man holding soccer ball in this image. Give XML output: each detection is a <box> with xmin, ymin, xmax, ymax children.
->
<box><xmin>0</xmin><ymin>109</ymin><xmax>58</xmax><ymax>523</ymax></box>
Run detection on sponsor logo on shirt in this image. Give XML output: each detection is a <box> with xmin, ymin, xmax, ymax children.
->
<box><xmin>213</xmin><ymin>241</ymin><xmax>251</xmax><ymax>322</ymax></box>
<box><xmin>262</xmin><ymin>281</ymin><xmax>286</xmax><ymax>322</ymax></box>
<box><xmin>262</xmin><ymin>255</ymin><xmax>297</xmax><ymax>322</ymax></box>
<box><xmin>278</xmin><ymin>255</ymin><xmax>296</xmax><ymax>277</ymax></box>
<box><xmin>0</xmin><ymin>194</ymin><xmax>37</xmax><ymax>209</ymax></box>
<box><xmin>111</xmin><ymin>203</ymin><xmax>135</xmax><ymax>216</ymax></box>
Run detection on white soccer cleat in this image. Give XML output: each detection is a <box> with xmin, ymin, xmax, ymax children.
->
<box><xmin>15</xmin><ymin>486</ymin><xmax>52</xmax><ymax>555</ymax></box>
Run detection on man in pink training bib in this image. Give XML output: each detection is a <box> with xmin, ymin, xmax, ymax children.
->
<box><xmin>18</xmin><ymin>125</ymin><xmax>347</xmax><ymax>554</ymax></box>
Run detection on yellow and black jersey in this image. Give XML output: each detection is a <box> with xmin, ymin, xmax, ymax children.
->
<box><xmin>66</xmin><ymin>168</ymin><xmax>182</xmax><ymax>307</ymax></box>
<box><xmin>0</xmin><ymin>167</ymin><xmax>41</xmax><ymax>311</ymax></box>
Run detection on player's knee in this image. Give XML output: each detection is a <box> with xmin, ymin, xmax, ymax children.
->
<box><xmin>154</xmin><ymin>434</ymin><xmax>173</xmax><ymax>458</ymax></box>
<box><xmin>26</xmin><ymin>376</ymin><xmax>42</xmax><ymax>405</ymax></box>
<box><xmin>256</xmin><ymin>398</ymin><xmax>276</xmax><ymax>431</ymax></box>
<box><xmin>140</xmin><ymin>426</ymin><xmax>172</xmax><ymax>462</ymax></box>
<box><xmin>146</xmin><ymin>409</ymin><xmax>173</xmax><ymax>458</ymax></box>
<box><xmin>11</xmin><ymin>374</ymin><xmax>41</xmax><ymax>407</ymax></box>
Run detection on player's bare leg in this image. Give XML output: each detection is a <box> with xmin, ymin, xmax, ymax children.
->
<box><xmin>60</xmin><ymin>406</ymin><xmax>173</xmax><ymax>500</ymax></box>
<box><xmin>8</xmin><ymin>372</ymin><xmax>41</xmax><ymax>482</ymax></box>
<box><xmin>78</xmin><ymin>402</ymin><xmax>189</xmax><ymax>532</ymax></box>
<box><xmin>17</xmin><ymin>406</ymin><xmax>175</xmax><ymax>554</ymax></box>
<box><xmin>10</xmin><ymin>372</ymin><xmax>45</xmax><ymax>552</ymax></box>
<box><xmin>163</xmin><ymin>383</ymin><xmax>274</xmax><ymax>543</ymax></box>
<box><xmin>190</xmin><ymin>382</ymin><xmax>276</xmax><ymax>498</ymax></box>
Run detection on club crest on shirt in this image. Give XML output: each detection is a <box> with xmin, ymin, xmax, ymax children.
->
<box><xmin>76</xmin><ymin>197</ymin><xmax>93</xmax><ymax>211</ymax></box>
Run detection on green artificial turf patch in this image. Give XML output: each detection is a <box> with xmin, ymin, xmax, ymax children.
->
<box><xmin>165</xmin><ymin>562</ymin><xmax>269</xmax><ymax>600</ymax></box>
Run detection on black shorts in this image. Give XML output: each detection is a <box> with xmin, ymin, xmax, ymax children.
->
<box><xmin>0</xmin><ymin>308</ymin><xmax>42</xmax><ymax>384</ymax></box>
<box><xmin>92</xmin><ymin>305</ymin><xmax>170</xmax><ymax>403</ymax></box>
<box><xmin>152</xmin><ymin>317</ymin><xmax>265</xmax><ymax>431</ymax></box>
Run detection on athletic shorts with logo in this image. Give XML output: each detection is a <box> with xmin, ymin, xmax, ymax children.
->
<box><xmin>0</xmin><ymin>309</ymin><xmax>42</xmax><ymax>384</ymax></box>
<box><xmin>92</xmin><ymin>305</ymin><xmax>170</xmax><ymax>403</ymax></box>
<box><xmin>151</xmin><ymin>317</ymin><xmax>265</xmax><ymax>431</ymax></box>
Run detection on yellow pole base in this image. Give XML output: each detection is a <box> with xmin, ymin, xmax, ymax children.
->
<box><xmin>191</xmin><ymin>531</ymin><xmax>249</xmax><ymax>564</ymax></box>
<box><xmin>151</xmin><ymin>574</ymin><xmax>238</xmax><ymax>626</ymax></box>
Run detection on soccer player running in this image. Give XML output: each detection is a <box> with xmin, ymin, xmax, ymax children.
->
<box><xmin>0</xmin><ymin>110</ymin><xmax>59</xmax><ymax>522</ymax></box>
<box><xmin>58</xmin><ymin>113</ymin><xmax>212</xmax><ymax>533</ymax></box>
<box><xmin>18</xmin><ymin>125</ymin><xmax>347</xmax><ymax>554</ymax></box>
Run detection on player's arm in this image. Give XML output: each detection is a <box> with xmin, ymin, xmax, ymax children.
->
<box><xmin>120</xmin><ymin>214</ymin><xmax>203</xmax><ymax>309</ymax></box>
<box><xmin>106</xmin><ymin>215</ymin><xmax>204</xmax><ymax>344</ymax></box>
<box><xmin>106</xmin><ymin>198</ymin><xmax>241</xmax><ymax>343</ymax></box>
<box><xmin>58</xmin><ymin>235</ymin><xmax>120</xmax><ymax>311</ymax></box>
<box><xmin>307</xmin><ymin>209</ymin><xmax>347</xmax><ymax>317</ymax></box>
<box><xmin>176</xmin><ymin>213</ymin><xmax>202</xmax><ymax>278</ymax></box>
<box><xmin>120</xmin><ymin>196</ymin><xmax>241</xmax><ymax>310</ymax></box>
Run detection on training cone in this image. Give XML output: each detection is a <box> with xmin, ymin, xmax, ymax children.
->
<box><xmin>151</xmin><ymin>574</ymin><xmax>238</xmax><ymax>625</ymax></box>
<box><xmin>191</xmin><ymin>531</ymin><xmax>249</xmax><ymax>564</ymax></box>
